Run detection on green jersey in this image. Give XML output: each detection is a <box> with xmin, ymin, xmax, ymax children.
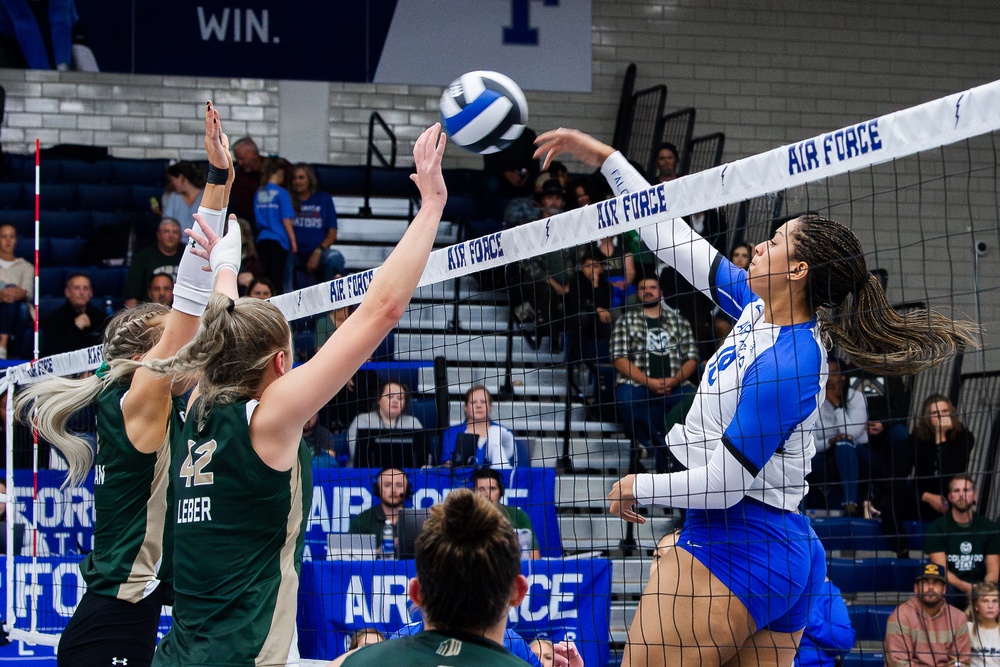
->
<box><xmin>154</xmin><ymin>398</ymin><xmax>312</xmax><ymax>667</ymax></box>
<box><xmin>80</xmin><ymin>383</ymin><xmax>182</xmax><ymax>602</ymax></box>
<box><xmin>344</xmin><ymin>630</ymin><xmax>528</xmax><ymax>667</ymax></box>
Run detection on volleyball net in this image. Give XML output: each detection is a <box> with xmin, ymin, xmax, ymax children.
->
<box><xmin>3</xmin><ymin>78</ymin><xmax>1000</xmax><ymax>663</ymax></box>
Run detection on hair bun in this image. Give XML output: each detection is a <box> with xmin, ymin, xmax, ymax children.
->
<box><xmin>440</xmin><ymin>489</ymin><xmax>499</xmax><ymax>544</ymax></box>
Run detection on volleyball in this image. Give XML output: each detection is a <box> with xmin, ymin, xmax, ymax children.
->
<box><xmin>439</xmin><ymin>70</ymin><xmax>528</xmax><ymax>154</ymax></box>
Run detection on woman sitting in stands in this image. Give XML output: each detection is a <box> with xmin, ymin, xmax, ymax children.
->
<box><xmin>439</xmin><ymin>385</ymin><xmax>517</xmax><ymax>469</ymax></box>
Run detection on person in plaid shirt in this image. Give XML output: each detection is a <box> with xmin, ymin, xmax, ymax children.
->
<box><xmin>612</xmin><ymin>270</ymin><xmax>699</xmax><ymax>473</ymax></box>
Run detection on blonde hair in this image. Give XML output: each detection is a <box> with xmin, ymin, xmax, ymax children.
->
<box><xmin>968</xmin><ymin>582</ymin><xmax>999</xmax><ymax>640</ymax></box>
<box><xmin>15</xmin><ymin>303</ymin><xmax>168</xmax><ymax>486</ymax></box>
<box><xmin>108</xmin><ymin>293</ymin><xmax>290</xmax><ymax>431</ymax></box>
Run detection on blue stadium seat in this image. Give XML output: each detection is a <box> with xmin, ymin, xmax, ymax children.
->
<box><xmin>83</xmin><ymin>266</ymin><xmax>128</xmax><ymax>298</ymax></box>
<box><xmin>811</xmin><ymin>517</ymin><xmax>888</xmax><ymax>552</ymax></box>
<box><xmin>46</xmin><ymin>238</ymin><xmax>89</xmax><ymax>265</ymax></box>
<box><xmin>59</xmin><ymin>159</ymin><xmax>112</xmax><ymax>184</ymax></box>
<box><xmin>38</xmin><ymin>210</ymin><xmax>92</xmax><ymax>238</ymax></box>
<box><xmin>5</xmin><ymin>209</ymin><xmax>38</xmax><ymax>236</ymax></box>
<box><xmin>828</xmin><ymin>558</ymin><xmax>922</xmax><ymax>593</ymax></box>
<box><xmin>841</xmin><ymin>651</ymin><xmax>885</xmax><ymax>667</ymax></box>
<box><xmin>130</xmin><ymin>185</ymin><xmax>163</xmax><ymax>212</ymax></box>
<box><xmin>6</xmin><ymin>154</ymin><xmax>35</xmax><ymax>181</ymax></box>
<box><xmin>0</xmin><ymin>182</ymin><xmax>28</xmax><ymax>209</ymax></box>
<box><xmin>314</xmin><ymin>164</ymin><xmax>365</xmax><ymax>194</ymax></box>
<box><xmin>38</xmin><ymin>296</ymin><xmax>65</xmax><ymax>321</ymax></box>
<box><xmin>110</xmin><ymin>158</ymin><xmax>169</xmax><ymax>186</ymax></box>
<box><xmin>463</xmin><ymin>218</ymin><xmax>503</xmax><ymax>239</ymax></box>
<box><xmin>39</xmin><ymin>268</ymin><xmax>66</xmax><ymax>297</ymax></box>
<box><xmin>847</xmin><ymin>604</ymin><xmax>894</xmax><ymax>642</ymax></box>
<box><xmin>903</xmin><ymin>520</ymin><xmax>930</xmax><ymax>552</ymax></box>
<box><xmin>442</xmin><ymin>194</ymin><xmax>478</xmax><ymax>220</ymax></box>
<box><xmin>15</xmin><ymin>236</ymin><xmax>47</xmax><ymax>262</ymax></box>
<box><xmin>408</xmin><ymin>397</ymin><xmax>437</xmax><ymax>433</ymax></box>
<box><xmin>77</xmin><ymin>184</ymin><xmax>132</xmax><ymax>212</ymax></box>
<box><xmin>442</xmin><ymin>168</ymin><xmax>481</xmax><ymax>196</ymax></box>
<box><xmin>370</xmin><ymin>167</ymin><xmax>417</xmax><ymax>197</ymax></box>
<box><xmin>39</xmin><ymin>184</ymin><xmax>78</xmax><ymax>210</ymax></box>
<box><xmin>91</xmin><ymin>211</ymin><xmax>130</xmax><ymax>231</ymax></box>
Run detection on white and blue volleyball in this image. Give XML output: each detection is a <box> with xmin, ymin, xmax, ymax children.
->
<box><xmin>439</xmin><ymin>71</ymin><xmax>528</xmax><ymax>154</ymax></box>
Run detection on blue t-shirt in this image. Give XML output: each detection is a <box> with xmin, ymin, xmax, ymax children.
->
<box><xmin>255</xmin><ymin>183</ymin><xmax>295</xmax><ymax>251</ymax></box>
<box><xmin>293</xmin><ymin>191</ymin><xmax>338</xmax><ymax>257</ymax></box>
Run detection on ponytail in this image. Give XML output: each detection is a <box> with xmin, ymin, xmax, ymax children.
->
<box><xmin>792</xmin><ymin>215</ymin><xmax>979</xmax><ymax>377</ymax></box>
<box><xmin>14</xmin><ymin>303</ymin><xmax>170</xmax><ymax>487</ymax></box>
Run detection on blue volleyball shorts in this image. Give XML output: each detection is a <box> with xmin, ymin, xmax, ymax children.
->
<box><xmin>675</xmin><ymin>499</ymin><xmax>827</xmax><ymax>633</ymax></box>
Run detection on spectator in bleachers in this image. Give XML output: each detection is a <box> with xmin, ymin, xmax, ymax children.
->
<box><xmin>254</xmin><ymin>157</ymin><xmax>296</xmax><ymax>294</ymax></box>
<box><xmin>146</xmin><ymin>273</ymin><xmax>173</xmax><ymax>307</ymax></box>
<box><xmin>591</xmin><ymin>234</ymin><xmax>635</xmax><ymax>311</ymax></box>
<box><xmin>925</xmin><ymin>474</ymin><xmax>1000</xmax><ymax>604</ymax></box>
<box><xmin>347</xmin><ymin>380</ymin><xmax>422</xmax><ymax>466</ymax></box>
<box><xmin>807</xmin><ymin>357</ymin><xmax>870</xmax><ymax>517</ymax></box>
<box><xmin>0</xmin><ymin>222</ymin><xmax>34</xmax><ymax>359</ymax></box>
<box><xmin>567</xmin><ymin>176</ymin><xmax>596</xmax><ymax>210</ymax></box>
<box><xmin>565</xmin><ymin>246</ymin><xmax>613</xmax><ymax>399</ymax></box>
<box><xmin>547</xmin><ymin>160</ymin><xmax>569</xmax><ymax>189</ymax></box>
<box><xmin>472</xmin><ymin>467</ymin><xmax>539</xmax><ymax>560</ymax></box>
<box><xmin>483</xmin><ymin>128</ymin><xmax>539</xmax><ymax>200</ymax></box>
<box><xmin>528</xmin><ymin>638</ymin><xmax>554</xmax><ymax>667</ymax></box>
<box><xmin>348</xmin><ymin>629</ymin><xmax>386</xmax><ymax>650</ymax></box>
<box><xmin>124</xmin><ymin>217</ymin><xmax>182</xmax><ymax>308</ymax></box>
<box><xmin>794</xmin><ymin>577</ymin><xmax>855</xmax><ymax>667</ymax></box>
<box><xmin>913</xmin><ymin>394</ymin><xmax>975</xmax><ymax>519</ymax></box>
<box><xmin>0</xmin><ymin>0</ymin><xmax>98</xmax><ymax>71</ymax></box>
<box><xmin>348</xmin><ymin>467</ymin><xmax>411</xmax><ymax>539</ymax></box>
<box><xmin>712</xmin><ymin>241</ymin><xmax>754</xmax><ymax>346</ymax></box>
<box><xmin>967</xmin><ymin>582</ymin><xmax>1000</xmax><ymax>666</ymax></box>
<box><xmin>654</xmin><ymin>142</ymin><xmax>680</xmax><ymax>183</ymax></box>
<box><xmin>161</xmin><ymin>161</ymin><xmax>205</xmax><ymax>231</ymax></box>
<box><xmin>41</xmin><ymin>273</ymin><xmax>106</xmax><ymax>356</ymax></box>
<box><xmin>884</xmin><ymin>562</ymin><xmax>971</xmax><ymax>667</ymax></box>
<box><xmin>289</xmin><ymin>163</ymin><xmax>344</xmax><ymax>289</ymax></box>
<box><xmin>439</xmin><ymin>385</ymin><xmax>516</xmax><ymax>469</ymax></box>
<box><xmin>612</xmin><ymin>269</ymin><xmax>699</xmax><ymax>473</ymax></box>
<box><xmin>306</xmin><ymin>411</ymin><xmax>343</xmax><ymax>468</ymax></box>
<box><xmin>230</xmin><ymin>137</ymin><xmax>263</xmax><ymax>228</ymax></box>
<box><xmin>247</xmin><ymin>277</ymin><xmax>275</xmax><ymax>300</ymax></box>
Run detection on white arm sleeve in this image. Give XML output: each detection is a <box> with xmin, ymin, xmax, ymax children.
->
<box><xmin>172</xmin><ymin>206</ymin><xmax>229</xmax><ymax>316</ymax></box>
<box><xmin>633</xmin><ymin>439</ymin><xmax>756</xmax><ymax>510</ymax></box>
<box><xmin>599</xmin><ymin>152</ymin><xmax>721</xmax><ymax>297</ymax></box>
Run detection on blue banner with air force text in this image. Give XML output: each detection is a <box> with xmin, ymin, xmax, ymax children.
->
<box><xmin>297</xmin><ymin>558</ymin><xmax>611</xmax><ymax>667</ymax></box>
<box><xmin>306</xmin><ymin>467</ymin><xmax>561</xmax><ymax>559</ymax></box>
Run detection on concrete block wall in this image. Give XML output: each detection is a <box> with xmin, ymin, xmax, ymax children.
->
<box><xmin>0</xmin><ymin>0</ymin><xmax>998</xmax><ymax>368</ymax></box>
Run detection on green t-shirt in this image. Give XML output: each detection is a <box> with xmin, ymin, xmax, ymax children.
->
<box><xmin>924</xmin><ymin>512</ymin><xmax>1000</xmax><ymax>584</ymax></box>
<box><xmin>81</xmin><ymin>384</ymin><xmax>181</xmax><ymax>602</ymax></box>
<box><xmin>502</xmin><ymin>504</ymin><xmax>539</xmax><ymax>551</ymax></box>
<box><xmin>645</xmin><ymin>316</ymin><xmax>673</xmax><ymax>379</ymax></box>
<box><xmin>344</xmin><ymin>630</ymin><xmax>526</xmax><ymax>667</ymax></box>
<box><xmin>154</xmin><ymin>398</ymin><xmax>312</xmax><ymax>666</ymax></box>
<box><xmin>349</xmin><ymin>505</ymin><xmax>388</xmax><ymax>537</ymax></box>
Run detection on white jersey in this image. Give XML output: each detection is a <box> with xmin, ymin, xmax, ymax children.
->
<box><xmin>601</xmin><ymin>153</ymin><xmax>827</xmax><ymax>512</ymax></box>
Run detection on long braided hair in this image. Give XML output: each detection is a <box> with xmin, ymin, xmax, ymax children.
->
<box><xmin>791</xmin><ymin>214</ymin><xmax>978</xmax><ymax>376</ymax></box>
<box><xmin>15</xmin><ymin>303</ymin><xmax>169</xmax><ymax>486</ymax></box>
<box><xmin>107</xmin><ymin>292</ymin><xmax>291</xmax><ymax>432</ymax></box>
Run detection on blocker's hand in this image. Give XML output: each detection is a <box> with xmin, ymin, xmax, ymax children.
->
<box><xmin>533</xmin><ymin>128</ymin><xmax>616</xmax><ymax>171</ymax></box>
<box><xmin>410</xmin><ymin>123</ymin><xmax>447</xmax><ymax>210</ymax></box>
<box><xmin>185</xmin><ymin>214</ymin><xmax>241</xmax><ymax>277</ymax></box>
<box><xmin>553</xmin><ymin>640</ymin><xmax>584</xmax><ymax>667</ymax></box>
<box><xmin>608</xmin><ymin>474</ymin><xmax>645</xmax><ymax>524</ymax></box>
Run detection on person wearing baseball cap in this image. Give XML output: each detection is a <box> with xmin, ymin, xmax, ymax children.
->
<box><xmin>884</xmin><ymin>562</ymin><xmax>972</xmax><ymax>666</ymax></box>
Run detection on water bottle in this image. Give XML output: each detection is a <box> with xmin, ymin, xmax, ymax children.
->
<box><xmin>104</xmin><ymin>298</ymin><xmax>114</xmax><ymax>317</ymax></box>
<box><xmin>381</xmin><ymin>519</ymin><xmax>395</xmax><ymax>559</ymax></box>
<box><xmin>516</xmin><ymin>529</ymin><xmax>532</xmax><ymax>558</ymax></box>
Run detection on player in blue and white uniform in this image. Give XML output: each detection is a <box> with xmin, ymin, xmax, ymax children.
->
<box><xmin>534</xmin><ymin>128</ymin><xmax>977</xmax><ymax>667</ymax></box>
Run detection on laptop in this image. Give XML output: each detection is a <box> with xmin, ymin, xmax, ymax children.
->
<box><xmin>326</xmin><ymin>533</ymin><xmax>378</xmax><ymax>560</ymax></box>
<box><xmin>354</xmin><ymin>428</ymin><xmax>428</xmax><ymax>469</ymax></box>
<box><xmin>451</xmin><ymin>432</ymin><xmax>479</xmax><ymax>466</ymax></box>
